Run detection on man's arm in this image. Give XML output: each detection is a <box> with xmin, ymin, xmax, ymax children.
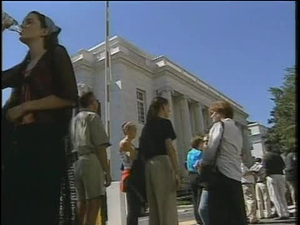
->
<box><xmin>89</xmin><ymin>114</ymin><xmax>111</xmax><ymax>174</ymax></box>
<box><xmin>241</xmin><ymin>163</ymin><xmax>253</xmax><ymax>176</ymax></box>
<box><xmin>96</xmin><ymin>145</ymin><xmax>110</xmax><ymax>174</ymax></box>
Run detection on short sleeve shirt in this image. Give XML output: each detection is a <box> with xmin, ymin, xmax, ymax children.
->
<box><xmin>187</xmin><ymin>149</ymin><xmax>203</xmax><ymax>173</ymax></box>
<box><xmin>140</xmin><ymin>117</ymin><xmax>176</xmax><ymax>160</ymax></box>
<box><xmin>70</xmin><ymin>109</ymin><xmax>110</xmax><ymax>155</ymax></box>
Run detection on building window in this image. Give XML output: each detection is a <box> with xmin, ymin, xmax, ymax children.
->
<box><xmin>137</xmin><ymin>89</ymin><xmax>146</xmax><ymax>124</ymax></box>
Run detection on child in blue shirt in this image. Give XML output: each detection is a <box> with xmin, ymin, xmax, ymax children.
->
<box><xmin>186</xmin><ymin>135</ymin><xmax>205</xmax><ymax>224</ymax></box>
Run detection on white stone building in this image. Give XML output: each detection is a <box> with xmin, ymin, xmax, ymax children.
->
<box><xmin>71</xmin><ymin>36</ymin><xmax>252</xmax><ymax>180</ymax></box>
<box><xmin>248</xmin><ymin>122</ymin><xmax>268</xmax><ymax>159</ymax></box>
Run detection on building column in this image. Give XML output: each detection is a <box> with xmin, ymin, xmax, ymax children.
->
<box><xmin>237</xmin><ymin>122</ymin><xmax>253</xmax><ymax>168</ymax></box>
<box><xmin>194</xmin><ymin>102</ymin><xmax>205</xmax><ymax>135</ymax></box>
<box><xmin>178</xmin><ymin>95</ymin><xmax>193</xmax><ymax>156</ymax></box>
<box><xmin>189</xmin><ymin>104</ymin><xmax>196</xmax><ymax>135</ymax></box>
<box><xmin>201</xmin><ymin>106</ymin><xmax>209</xmax><ymax>132</ymax></box>
<box><xmin>160</xmin><ymin>89</ymin><xmax>175</xmax><ymax>125</ymax></box>
<box><xmin>159</xmin><ymin>89</ymin><xmax>178</xmax><ymax>159</ymax></box>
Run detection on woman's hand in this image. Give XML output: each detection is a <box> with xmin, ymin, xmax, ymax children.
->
<box><xmin>2</xmin><ymin>16</ymin><xmax>14</xmax><ymax>31</ymax></box>
<box><xmin>6</xmin><ymin>103</ymin><xmax>29</xmax><ymax>123</ymax></box>
<box><xmin>105</xmin><ymin>173</ymin><xmax>112</xmax><ymax>187</ymax></box>
<box><xmin>175</xmin><ymin>173</ymin><xmax>182</xmax><ymax>190</ymax></box>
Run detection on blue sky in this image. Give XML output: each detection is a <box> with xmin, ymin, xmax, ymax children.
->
<box><xmin>2</xmin><ymin>1</ymin><xmax>295</xmax><ymax>127</ymax></box>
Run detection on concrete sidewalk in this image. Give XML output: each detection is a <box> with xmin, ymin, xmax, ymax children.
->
<box><xmin>137</xmin><ymin>204</ymin><xmax>297</xmax><ymax>225</ymax></box>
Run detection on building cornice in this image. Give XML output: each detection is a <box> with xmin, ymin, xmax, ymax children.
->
<box><xmin>71</xmin><ymin>35</ymin><xmax>248</xmax><ymax>118</ymax></box>
<box><xmin>152</xmin><ymin>56</ymin><xmax>245</xmax><ymax>113</ymax></box>
<box><xmin>154</xmin><ymin>66</ymin><xmax>248</xmax><ymax>118</ymax></box>
<box><xmin>95</xmin><ymin>51</ymin><xmax>155</xmax><ymax>79</ymax></box>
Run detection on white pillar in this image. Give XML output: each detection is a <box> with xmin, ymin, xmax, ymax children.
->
<box><xmin>201</xmin><ymin>106</ymin><xmax>208</xmax><ymax>131</ymax></box>
<box><xmin>189</xmin><ymin>104</ymin><xmax>196</xmax><ymax>135</ymax></box>
<box><xmin>107</xmin><ymin>182</ymin><xmax>127</xmax><ymax>225</ymax></box>
<box><xmin>178</xmin><ymin>95</ymin><xmax>193</xmax><ymax>156</ymax></box>
<box><xmin>237</xmin><ymin>123</ymin><xmax>253</xmax><ymax>168</ymax></box>
<box><xmin>160</xmin><ymin>89</ymin><xmax>178</xmax><ymax>159</ymax></box>
<box><xmin>194</xmin><ymin>102</ymin><xmax>205</xmax><ymax>135</ymax></box>
<box><xmin>160</xmin><ymin>89</ymin><xmax>175</xmax><ymax>125</ymax></box>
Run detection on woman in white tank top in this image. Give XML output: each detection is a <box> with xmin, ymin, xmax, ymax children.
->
<box><xmin>119</xmin><ymin>122</ymin><xmax>141</xmax><ymax>225</ymax></box>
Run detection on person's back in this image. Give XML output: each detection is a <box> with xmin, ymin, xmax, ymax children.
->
<box><xmin>140</xmin><ymin>117</ymin><xmax>174</xmax><ymax>160</ymax></box>
<box><xmin>263</xmin><ymin>151</ymin><xmax>285</xmax><ymax>176</ymax></box>
<box><xmin>71</xmin><ymin>110</ymin><xmax>100</xmax><ymax>155</ymax></box>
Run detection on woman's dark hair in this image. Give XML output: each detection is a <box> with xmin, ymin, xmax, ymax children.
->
<box><xmin>28</xmin><ymin>11</ymin><xmax>59</xmax><ymax>50</ymax></box>
<box><xmin>79</xmin><ymin>91</ymin><xmax>95</xmax><ymax>108</ymax></box>
<box><xmin>146</xmin><ymin>96</ymin><xmax>169</xmax><ymax>123</ymax></box>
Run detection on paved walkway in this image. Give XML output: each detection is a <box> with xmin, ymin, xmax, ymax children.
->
<box><xmin>179</xmin><ymin>217</ymin><xmax>297</xmax><ymax>225</ymax></box>
<box><xmin>138</xmin><ymin>204</ymin><xmax>297</xmax><ymax>225</ymax></box>
<box><xmin>178</xmin><ymin>204</ymin><xmax>297</xmax><ymax>225</ymax></box>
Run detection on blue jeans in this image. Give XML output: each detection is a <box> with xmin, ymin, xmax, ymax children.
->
<box><xmin>199</xmin><ymin>189</ymin><xmax>209</xmax><ymax>225</ymax></box>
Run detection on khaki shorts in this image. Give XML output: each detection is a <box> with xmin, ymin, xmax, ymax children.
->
<box><xmin>74</xmin><ymin>153</ymin><xmax>105</xmax><ymax>200</ymax></box>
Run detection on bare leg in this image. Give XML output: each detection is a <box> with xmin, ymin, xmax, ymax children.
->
<box><xmin>77</xmin><ymin>200</ymin><xmax>87</xmax><ymax>225</ymax></box>
<box><xmin>84</xmin><ymin>197</ymin><xmax>101</xmax><ymax>225</ymax></box>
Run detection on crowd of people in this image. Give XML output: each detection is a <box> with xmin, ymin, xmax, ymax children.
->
<box><xmin>186</xmin><ymin>119</ymin><xmax>297</xmax><ymax>225</ymax></box>
<box><xmin>2</xmin><ymin>11</ymin><xmax>297</xmax><ymax>225</ymax></box>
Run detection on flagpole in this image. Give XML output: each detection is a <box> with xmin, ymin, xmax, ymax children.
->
<box><xmin>105</xmin><ymin>1</ymin><xmax>112</xmax><ymax>162</ymax></box>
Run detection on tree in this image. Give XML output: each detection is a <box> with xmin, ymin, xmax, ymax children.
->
<box><xmin>264</xmin><ymin>67</ymin><xmax>296</xmax><ymax>153</ymax></box>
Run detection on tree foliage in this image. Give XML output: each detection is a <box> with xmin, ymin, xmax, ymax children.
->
<box><xmin>264</xmin><ymin>67</ymin><xmax>296</xmax><ymax>152</ymax></box>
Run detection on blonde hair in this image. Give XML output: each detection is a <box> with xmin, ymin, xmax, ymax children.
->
<box><xmin>121</xmin><ymin>121</ymin><xmax>136</xmax><ymax>134</ymax></box>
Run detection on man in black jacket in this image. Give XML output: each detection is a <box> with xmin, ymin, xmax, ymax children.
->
<box><xmin>263</xmin><ymin>147</ymin><xmax>290</xmax><ymax>220</ymax></box>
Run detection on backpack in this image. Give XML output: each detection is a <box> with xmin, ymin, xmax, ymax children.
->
<box><xmin>126</xmin><ymin>148</ymin><xmax>147</xmax><ymax>203</ymax></box>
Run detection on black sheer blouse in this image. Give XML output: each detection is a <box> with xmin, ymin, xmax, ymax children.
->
<box><xmin>2</xmin><ymin>45</ymin><xmax>78</xmax><ymax>131</ymax></box>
